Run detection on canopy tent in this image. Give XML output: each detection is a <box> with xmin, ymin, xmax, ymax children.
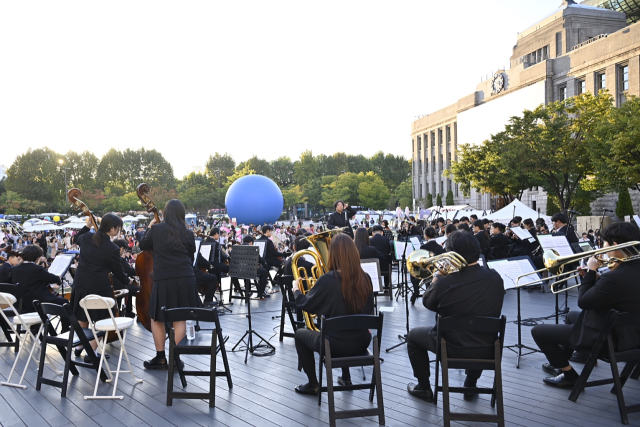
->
<box><xmin>135</xmin><ymin>214</ymin><xmax>148</xmax><ymax>220</ymax></box>
<box><xmin>485</xmin><ymin>199</ymin><xmax>551</xmax><ymax>225</ymax></box>
<box><xmin>63</xmin><ymin>223</ymin><xmax>86</xmax><ymax>229</ymax></box>
<box><xmin>426</xmin><ymin>205</ymin><xmax>476</xmax><ymax>213</ymax></box>
<box><xmin>122</xmin><ymin>215</ymin><xmax>137</xmax><ymax>222</ymax></box>
<box><xmin>23</xmin><ymin>219</ymin><xmax>48</xmax><ymax>227</ymax></box>
<box><xmin>23</xmin><ymin>224</ymin><xmax>64</xmax><ymax>232</ymax></box>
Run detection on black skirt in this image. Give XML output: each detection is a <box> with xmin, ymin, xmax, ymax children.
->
<box><xmin>71</xmin><ymin>286</ymin><xmax>114</xmax><ymax>323</ymax></box>
<box><xmin>149</xmin><ymin>276</ymin><xmax>198</xmax><ymax>322</ymax></box>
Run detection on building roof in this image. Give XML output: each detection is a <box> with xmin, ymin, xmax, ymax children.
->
<box><xmin>582</xmin><ymin>0</ymin><xmax>640</xmax><ymax>23</ymax></box>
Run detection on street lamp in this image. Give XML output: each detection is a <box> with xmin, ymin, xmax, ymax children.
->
<box><xmin>58</xmin><ymin>159</ymin><xmax>69</xmax><ymax>204</ymax></box>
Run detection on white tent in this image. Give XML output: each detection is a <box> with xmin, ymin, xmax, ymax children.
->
<box><xmin>122</xmin><ymin>215</ymin><xmax>137</xmax><ymax>222</ymax></box>
<box><xmin>63</xmin><ymin>223</ymin><xmax>86</xmax><ymax>229</ymax></box>
<box><xmin>485</xmin><ymin>199</ymin><xmax>550</xmax><ymax>224</ymax></box>
<box><xmin>24</xmin><ymin>224</ymin><xmax>64</xmax><ymax>232</ymax></box>
<box><xmin>135</xmin><ymin>214</ymin><xmax>148</xmax><ymax>220</ymax></box>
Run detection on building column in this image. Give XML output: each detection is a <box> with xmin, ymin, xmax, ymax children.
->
<box><xmin>629</xmin><ymin>56</ymin><xmax>640</xmax><ymax>98</ymax></box>
<box><xmin>421</xmin><ymin>133</ymin><xmax>428</xmax><ymax>199</ymax></box>
<box><xmin>607</xmin><ymin>64</ymin><xmax>619</xmax><ymax>106</ymax></box>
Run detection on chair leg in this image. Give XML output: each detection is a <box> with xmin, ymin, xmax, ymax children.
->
<box><xmin>607</xmin><ymin>343</ymin><xmax>629</xmax><ymax>424</ymax></box>
<box><xmin>495</xmin><ymin>344</ymin><xmax>505</xmax><ymax>427</ymax></box>
<box><xmin>434</xmin><ymin>354</ymin><xmax>440</xmax><ymax>405</ymax></box>
<box><xmin>569</xmin><ymin>353</ymin><xmax>599</xmax><ymax>402</ymax></box>
<box><xmin>36</xmin><ymin>333</ymin><xmax>48</xmax><ymax>392</ymax></box>
<box><xmin>1</xmin><ymin>326</ymin><xmax>41</xmax><ymax>389</ymax></box>
<box><xmin>119</xmin><ymin>329</ymin><xmax>143</xmax><ymax>384</ymax></box>
<box><xmin>631</xmin><ymin>362</ymin><xmax>640</xmax><ymax>380</ymax></box>
<box><xmin>373</xmin><ymin>339</ymin><xmax>385</xmax><ymax>426</ymax></box>
<box><xmin>60</xmin><ymin>336</ymin><xmax>74</xmax><ymax>398</ymax></box>
<box><xmin>216</xmin><ymin>327</ymin><xmax>232</xmax><ymax>389</ymax></box>
<box><xmin>210</xmin><ymin>329</ymin><xmax>217</xmax><ymax>408</ymax></box>
<box><xmin>167</xmin><ymin>332</ymin><xmax>175</xmax><ymax>406</ymax></box>
<box><xmin>325</xmin><ymin>342</ymin><xmax>336</xmax><ymax>427</ymax></box>
<box><xmin>613</xmin><ymin>361</ymin><xmax>637</xmax><ymax>393</ymax></box>
<box><xmin>317</xmin><ymin>345</ymin><xmax>324</xmax><ymax>406</ymax></box>
<box><xmin>441</xmin><ymin>341</ymin><xmax>450</xmax><ymax>427</ymax></box>
<box><xmin>85</xmin><ymin>334</ymin><xmax>118</xmax><ymax>399</ymax></box>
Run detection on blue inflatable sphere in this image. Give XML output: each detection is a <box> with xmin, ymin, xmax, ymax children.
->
<box><xmin>225</xmin><ymin>175</ymin><xmax>283</xmax><ymax>225</ymax></box>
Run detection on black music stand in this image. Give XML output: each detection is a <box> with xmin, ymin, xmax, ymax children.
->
<box><xmin>386</xmin><ymin>231</ymin><xmax>412</xmax><ymax>352</ymax></box>
<box><xmin>229</xmin><ymin>245</ymin><xmax>275</xmax><ymax>363</ymax></box>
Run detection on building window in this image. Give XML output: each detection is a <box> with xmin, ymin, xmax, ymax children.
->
<box><xmin>440</xmin><ymin>181</ymin><xmax>444</xmax><ymax>196</ymax></box>
<box><xmin>558</xmin><ymin>85</ymin><xmax>567</xmax><ymax>101</ymax></box>
<box><xmin>455</xmin><ymin>183</ymin><xmax>458</xmax><ymax>197</ymax></box>
<box><xmin>596</xmin><ymin>72</ymin><xmax>606</xmax><ymax>92</ymax></box>
<box><xmin>446</xmin><ymin>126</ymin><xmax>451</xmax><ymax>143</ymax></box>
<box><xmin>619</xmin><ymin>64</ymin><xmax>629</xmax><ymax>105</ymax></box>
<box><xmin>576</xmin><ymin>79</ymin><xmax>586</xmax><ymax>95</ymax></box>
<box><xmin>417</xmin><ymin>135</ymin><xmax>421</xmax><ymax>157</ymax></box>
<box><xmin>431</xmin><ymin>131</ymin><xmax>435</xmax><ymax>149</ymax></box>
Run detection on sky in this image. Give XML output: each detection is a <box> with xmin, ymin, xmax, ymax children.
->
<box><xmin>0</xmin><ymin>0</ymin><xmax>565</xmax><ymax>178</ymax></box>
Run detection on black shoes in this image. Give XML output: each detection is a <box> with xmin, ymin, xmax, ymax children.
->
<box><xmin>543</xmin><ymin>372</ymin><xmax>578</xmax><ymax>388</ymax></box>
<box><xmin>84</xmin><ymin>353</ymin><xmax>110</xmax><ymax>363</ymax></box>
<box><xmin>463</xmin><ymin>376</ymin><xmax>478</xmax><ymax>401</ymax></box>
<box><xmin>74</xmin><ymin>347</ymin><xmax>84</xmax><ymax>357</ymax></box>
<box><xmin>337</xmin><ymin>376</ymin><xmax>353</xmax><ymax>386</ymax></box>
<box><xmin>410</xmin><ymin>293</ymin><xmax>418</xmax><ymax>306</ymax></box>
<box><xmin>407</xmin><ymin>383</ymin><xmax>434</xmax><ymax>402</ymax></box>
<box><xmin>542</xmin><ymin>363</ymin><xmax>563</xmax><ymax>377</ymax></box>
<box><xmin>295</xmin><ymin>382</ymin><xmax>319</xmax><ymax>395</ymax></box>
<box><xmin>144</xmin><ymin>355</ymin><xmax>169</xmax><ymax>370</ymax></box>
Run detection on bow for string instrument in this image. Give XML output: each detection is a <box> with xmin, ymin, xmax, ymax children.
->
<box><xmin>134</xmin><ymin>183</ymin><xmax>159</xmax><ymax>333</ymax></box>
<box><xmin>68</xmin><ymin>188</ymin><xmax>125</xmax><ymax>341</ymax></box>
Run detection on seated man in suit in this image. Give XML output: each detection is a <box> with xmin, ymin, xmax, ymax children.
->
<box><xmin>406</xmin><ymin>231</ymin><xmax>504</xmax><ymax>402</ymax></box>
<box><xmin>0</xmin><ymin>250</ymin><xmax>21</xmax><ymax>283</ymax></box>
<box><xmin>194</xmin><ymin>252</ymin><xmax>219</xmax><ymax>305</ymax></box>
<box><xmin>370</xmin><ymin>225</ymin><xmax>392</xmax><ymax>289</ymax></box>
<box><xmin>242</xmin><ymin>235</ymin><xmax>270</xmax><ymax>300</ymax></box>
<box><xmin>258</xmin><ymin>225</ymin><xmax>285</xmax><ymax>270</ymax></box>
<box><xmin>410</xmin><ymin>227</ymin><xmax>445</xmax><ymax>305</ymax></box>
<box><xmin>490</xmin><ymin>222</ymin><xmax>510</xmax><ymax>259</ymax></box>
<box><xmin>531</xmin><ymin>222</ymin><xmax>640</xmax><ymax>388</ymax></box>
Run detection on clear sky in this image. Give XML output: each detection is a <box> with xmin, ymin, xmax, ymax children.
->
<box><xmin>0</xmin><ymin>0</ymin><xmax>564</xmax><ymax>178</ymax></box>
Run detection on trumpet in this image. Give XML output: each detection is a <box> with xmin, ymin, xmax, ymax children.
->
<box><xmin>407</xmin><ymin>249</ymin><xmax>467</xmax><ymax>280</ymax></box>
<box><xmin>515</xmin><ymin>241</ymin><xmax>640</xmax><ymax>293</ymax></box>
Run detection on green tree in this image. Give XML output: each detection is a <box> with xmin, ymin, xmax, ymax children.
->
<box><xmin>426</xmin><ymin>193</ymin><xmax>433</xmax><ymax>208</ymax></box>
<box><xmin>293</xmin><ymin>150</ymin><xmax>320</xmax><ymax>187</ymax></box>
<box><xmin>101</xmin><ymin>192</ymin><xmax>140</xmax><ymax>213</ymax></box>
<box><xmin>390</xmin><ymin>178</ymin><xmax>412</xmax><ymax>209</ymax></box>
<box><xmin>225</xmin><ymin>164</ymin><xmax>255</xmax><ymax>189</ymax></box>
<box><xmin>358</xmin><ymin>172</ymin><xmax>390</xmax><ymax>210</ymax></box>
<box><xmin>322</xmin><ymin>172</ymin><xmax>363</xmax><ymax>207</ymax></box>
<box><xmin>616</xmin><ymin>187</ymin><xmax>634</xmax><ymax>218</ymax></box>
<box><xmin>436</xmin><ymin>193</ymin><xmax>442</xmax><ymax>207</ymax></box>
<box><xmin>270</xmin><ymin>156</ymin><xmax>294</xmax><ymax>188</ymax></box>
<box><xmin>281</xmin><ymin>185</ymin><xmax>305</xmax><ymax>214</ymax></box>
<box><xmin>237</xmin><ymin>156</ymin><xmax>271</xmax><ymax>178</ymax></box>
<box><xmin>63</xmin><ymin>151</ymin><xmax>99</xmax><ymax>191</ymax></box>
<box><xmin>446</xmin><ymin>189</ymin><xmax>454</xmax><ymax>205</ymax></box>
<box><xmin>0</xmin><ymin>191</ymin><xmax>46</xmax><ymax>214</ymax></box>
<box><xmin>546</xmin><ymin>195</ymin><xmax>560</xmax><ymax>216</ymax></box>
<box><xmin>205</xmin><ymin>152</ymin><xmax>236</xmax><ymax>189</ymax></box>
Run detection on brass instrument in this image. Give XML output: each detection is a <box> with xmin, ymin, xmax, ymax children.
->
<box><xmin>514</xmin><ymin>241</ymin><xmax>640</xmax><ymax>293</ymax></box>
<box><xmin>291</xmin><ymin>227</ymin><xmax>347</xmax><ymax>331</ymax></box>
<box><xmin>406</xmin><ymin>249</ymin><xmax>468</xmax><ymax>280</ymax></box>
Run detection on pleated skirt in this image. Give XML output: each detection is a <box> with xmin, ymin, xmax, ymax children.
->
<box><xmin>149</xmin><ymin>276</ymin><xmax>198</xmax><ymax>322</ymax></box>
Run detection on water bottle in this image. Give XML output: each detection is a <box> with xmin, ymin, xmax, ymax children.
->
<box><xmin>186</xmin><ymin>320</ymin><xmax>196</xmax><ymax>340</ymax></box>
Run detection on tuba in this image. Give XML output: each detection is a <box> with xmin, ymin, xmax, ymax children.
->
<box><xmin>406</xmin><ymin>249</ymin><xmax>467</xmax><ymax>280</ymax></box>
<box><xmin>291</xmin><ymin>227</ymin><xmax>347</xmax><ymax>331</ymax></box>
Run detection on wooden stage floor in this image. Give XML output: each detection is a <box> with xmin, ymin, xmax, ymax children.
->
<box><xmin>1</xmin><ymin>273</ymin><xmax>639</xmax><ymax>427</ymax></box>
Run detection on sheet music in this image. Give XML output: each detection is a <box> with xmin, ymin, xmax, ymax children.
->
<box><xmin>510</xmin><ymin>227</ymin><xmax>534</xmax><ymax>242</ymax></box>
<box><xmin>434</xmin><ymin>236</ymin><xmax>447</xmax><ymax>246</ymax></box>
<box><xmin>360</xmin><ymin>260</ymin><xmax>383</xmax><ymax>293</ymax></box>
<box><xmin>193</xmin><ymin>239</ymin><xmax>202</xmax><ymax>266</ymax></box>
<box><xmin>410</xmin><ymin>237</ymin><xmax>421</xmax><ymax>250</ymax></box>
<box><xmin>488</xmin><ymin>258</ymin><xmax>539</xmax><ymax>290</ymax></box>
<box><xmin>634</xmin><ymin>215</ymin><xmax>640</xmax><ymax>229</ymax></box>
<box><xmin>394</xmin><ymin>241</ymin><xmax>414</xmax><ymax>260</ymax></box>
<box><xmin>48</xmin><ymin>255</ymin><xmax>74</xmax><ymax>277</ymax></box>
<box><xmin>537</xmin><ymin>235</ymin><xmax>574</xmax><ymax>257</ymax></box>
<box><xmin>199</xmin><ymin>244</ymin><xmax>212</xmax><ymax>262</ymax></box>
<box><xmin>254</xmin><ymin>240</ymin><xmax>266</xmax><ymax>257</ymax></box>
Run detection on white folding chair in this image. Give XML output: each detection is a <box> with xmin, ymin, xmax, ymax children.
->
<box><xmin>0</xmin><ymin>292</ymin><xmax>62</xmax><ymax>388</ymax></box>
<box><xmin>80</xmin><ymin>294</ymin><xmax>142</xmax><ymax>400</ymax></box>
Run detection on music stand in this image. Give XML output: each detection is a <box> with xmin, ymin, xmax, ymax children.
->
<box><xmin>229</xmin><ymin>245</ymin><xmax>275</xmax><ymax>363</ymax></box>
<box><xmin>386</xmin><ymin>232</ymin><xmax>412</xmax><ymax>352</ymax></box>
<box><xmin>48</xmin><ymin>255</ymin><xmax>75</xmax><ymax>298</ymax></box>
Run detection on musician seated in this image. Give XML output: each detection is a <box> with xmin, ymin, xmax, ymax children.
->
<box><xmin>241</xmin><ymin>235</ymin><xmax>270</xmax><ymax>300</ymax></box>
<box><xmin>410</xmin><ymin>227</ymin><xmax>446</xmax><ymax>305</ymax></box>
<box><xmin>406</xmin><ymin>231</ymin><xmax>504</xmax><ymax>402</ymax></box>
<box><xmin>489</xmin><ymin>223</ymin><xmax>510</xmax><ymax>259</ymax></box>
<box><xmin>473</xmin><ymin>220</ymin><xmax>490</xmax><ymax>252</ymax></box>
<box><xmin>370</xmin><ymin>225</ymin><xmax>392</xmax><ymax>287</ymax></box>
<box><xmin>292</xmin><ymin>234</ymin><xmax>374</xmax><ymax>395</ymax></box>
<box><xmin>531</xmin><ymin>222</ymin><xmax>640</xmax><ymax>388</ymax></box>
<box><xmin>258</xmin><ymin>225</ymin><xmax>285</xmax><ymax>270</ymax></box>
<box><xmin>194</xmin><ymin>252</ymin><xmax>218</xmax><ymax>304</ymax></box>
<box><xmin>0</xmin><ymin>250</ymin><xmax>21</xmax><ymax>283</ymax></box>
<box><xmin>354</xmin><ymin>227</ymin><xmax>383</xmax><ymax>261</ymax></box>
<box><xmin>283</xmin><ymin>236</ymin><xmax>314</xmax><ymax>279</ymax></box>
<box><xmin>113</xmin><ymin>240</ymin><xmax>141</xmax><ymax>317</ymax></box>
<box><xmin>11</xmin><ymin>244</ymin><xmax>70</xmax><ymax>330</ymax></box>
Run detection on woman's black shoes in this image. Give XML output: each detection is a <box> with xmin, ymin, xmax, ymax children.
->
<box><xmin>74</xmin><ymin>347</ymin><xmax>84</xmax><ymax>357</ymax></box>
<box><xmin>144</xmin><ymin>355</ymin><xmax>169</xmax><ymax>370</ymax></box>
<box><xmin>337</xmin><ymin>376</ymin><xmax>353</xmax><ymax>386</ymax></box>
<box><xmin>295</xmin><ymin>382</ymin><xmax>319</xmax><ymax>395</ymax></box>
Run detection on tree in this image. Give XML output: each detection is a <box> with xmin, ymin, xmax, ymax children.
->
<box><xmin>0</xmin><ymin>191</ymin><xmax>45</xmax><ymax>214</ymax></box>
<box><xmin>616</xmin><ymin>187</ymin><xmax>634</xmax><ymax>218</ymax></box>
<box><xmin>436</xmin><ymin>193</ymin><xmax>442</xmax><ymax>207</ymax></box>
<box><xmin>224</xmin><ymin>164</ymin><xmax>255</xmax><ymax>189</ymax></box>
<box><xmin>281</xmin><ymin>185</ymin><xmax>304</xmax><ymax>212</ymax></box>
<box><xmin>587</xmin><ymin>95</ymin><xmax>640</xmax><ymax>191</ymax></box>
<box><xmin>237</xmin><ymin>156</ymin><xmax>271</xmax><ymax>178</ymax></box>
<box><xmin>101</xmin><ymin>192</ymin><xmax>140</xmax><ymax>214</ymax></box>
<box><xmin>391</xmin><ymin>178</ymin><xmax>413</xmax><ymax>209</ymax></box>
<box><xmin>322</xmin><ymin>173</ymin><xmax>363</xmax><ymax>207</ymax></box>
<box><xmin>64</xmin><ymin>151</ymin><xmax>99</xmax><ymax>191</ymax></box>
<box><xmin>358</xmin><ymin>172</ymin><xmax>390</xmax><ymax>210</ymax></box>
<box><xmin>205</xmin><ymin>152</ymin><xmax>236</xmax><ymax>189</ymax></box>
<box><xmin>270</xmin><ymin>156</ymin><xmax>294</xmax><ymax>188</ymax></box>
<box><xmin>426</xmin><ymin>193</ymin><xmax>433</xmax><ymax>208</ymax></box>
<box><xmin>446</xmin><ymin>189</ymin><xmax>454</xmax><ymax>205</ymax></box>
<box><xmin>293</xmin><ymin>150</ymin><xmax>320</xmax><ymax>187</ymax></box>
<box><xmin>546</xmin><ymin>195</ymin><xmax>560</xmax><ymax>216</ymax></box>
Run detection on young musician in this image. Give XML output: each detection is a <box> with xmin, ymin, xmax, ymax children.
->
<box><xmin>140</xmin><ymin>199</ymin><xmax>198</xmax><ymax>370</ymax></box>
<box><xmin>531</xmin><ymin>222</ymin><xmax>640</xmax><ymax>388</ymax></box>
<box><xmin>257</xmin><ymin>225</ymin><xmax>285</xmax><ymax>269</ymax></box>
<box><xmin>194</xmin><ymin>252</ymin><xmax>218</xmax><ymax>304</ymax></box>
<box><xmin>72</xmin><ymin>214</ymin><xmax>134</xmax><ymax>360</ymax></box>
<box><xmin>551</xmin><ymin>212</ymin><xmax>579</xmax><ymax>245</ymax></box>
<box><xmin>283</xmin><ymin>236</ymin><xmax>314</xmax><ymax>279</ymax></box>
<box><xmin>353</xmin><ymin>227</ymin><xmax>383</xmax><ymax>261</ymax></box>
<box><xmin>489</xmin><ymin>223</ymin><xmax>510</xmax><ymax>259</ymax></box>
<box><xmin>240</xmin><ymin>235</ymin><xmax>270</xmax><ymax>300</ymax></box>
<box><xmin>406</xmin><ymin>231</ymin><xmax>504</xmax><ymax>402</ymax></box>
<box><xmin>473</xmin><ymin>220</ymin><xmax>490</xmax><ymax>252</ymax></box>
<box><xmin>112</xmin><ymin>239</ymin><xmax>141</xmax><ymax>318</ymax></box>
<box><xmin>327</xmin><ymin>200</ymin><xmax>356</xmax><ymax>239</ymax></box>
<box><xmin>292</xmin><ymin>233</ymin><xmax>374</xmax><ymax>394</ymax></box>
<box><xmin>410</xmin><ymin>227</ymin><xmax>445</xmax><ymax>305</ymax></box>
<box><xmin>0</xmin><ymin>250</ymin><xmax>21</xmax><ymax>283</ymax></box>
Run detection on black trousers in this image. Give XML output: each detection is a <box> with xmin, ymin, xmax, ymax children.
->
<box><xmin>531</xmin><ymin>310</ymin><xmax>580</xmax><ymax>369</ymax></box>
<box><xmin>214</xmin><ymin>263</ymin><xmax>242</xmax><ymax>293</ymax></box>
<box><xmin>264</xmin><ymin>257</ymin><xmax>283</xmax><ymax>270</ymax></box>
<box><xmin>295</xmin><ymin>328</ymin><xmax>371</xmax><ymax>384</ymax></box>
<box><xmin>407</xmin><ymin>326</ymin><xmax>482</xmax><ymax>386</ymax></box>
<box><xmin>195</xmin><ymin>271</ymin><xmax>218</xmax><ymax>303</ymax></box>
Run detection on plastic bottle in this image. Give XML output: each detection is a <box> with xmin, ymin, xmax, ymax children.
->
<box><xmin>186</xmin><ymin>320</ymin><xmax>196</xmax><ymax>340</ymax></box>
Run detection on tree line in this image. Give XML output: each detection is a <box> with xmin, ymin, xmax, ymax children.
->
<box><xmin>0</xmin><ymin>148</ymin><xmax>411</xmax><ymax>216</ymax></box>
<box><xmin>444</xmin><ymin>92</ymin><xmax>640</xmax><ymax>217</ymax></box>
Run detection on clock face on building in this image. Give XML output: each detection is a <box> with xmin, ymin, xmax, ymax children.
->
<box><xmin>491</xmin><ymin>73</ymin><xmax>504</xmax><ymax>94</ymax></box>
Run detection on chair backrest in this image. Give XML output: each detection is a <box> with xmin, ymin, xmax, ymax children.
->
<box><xmin>437</xmin><ymin>315</ymin><xmax>507</xmax><ymax>348</ymax></box>
<box><xmin>321</xmin><ymin>313</ymin><xmax>383</xmax><ymax>337</ymax></box>
<box><xmin>0</xmin><ymin>292</ymin><xmax>17</xmax><ymax>307</ymax></box>
<box><xmin>163</xmin><ymin>307</ymin><xmax>219</xmax><ymax>324</ymax></box>
<box><xmin>80</xmin><ymin>295</ymin><xmax>116</xmax><ymax>310</ymax></box>
<box><xmin>34</xmin><ymin>300</ymin><xmax>91</xmax><ymax>345</ymax></box>
<box><xmin>0</xmin><ymin>283</ymin><xmax>21</xmax><ymax>298</ymax></box>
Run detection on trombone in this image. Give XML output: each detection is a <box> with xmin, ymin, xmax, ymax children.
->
<box><xmin>406</xmin><ymin>250</ymin><xmax>467</xmax><ymax>280</ymax></box>
<box><xmin>514</xmin><ymin>241</ymin><xmax>640</xmax><ymax>293</ymax></box>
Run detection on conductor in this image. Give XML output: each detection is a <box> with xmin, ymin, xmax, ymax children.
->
<box><xmin>327</xmin><ymin>200</ymin><xmax>356</xmax><ymax>239</ymax></box>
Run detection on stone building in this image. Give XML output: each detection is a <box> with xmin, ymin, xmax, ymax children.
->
<box><xmin>411</xmin><ymin>0</ymin><xmax>640</xmax><ymax>218</ymax></box>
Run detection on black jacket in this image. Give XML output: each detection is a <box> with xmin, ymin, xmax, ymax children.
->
<box><xmin>421</xmin><ymin>240</ymin><xmax>445</xmax><ymax>256</ymax></box>
<box><xmin>327</xmin><ymin>207</ymin><xmax>356</xmax><ymax>238</ymax></box>
<box><xmin>553</xmin><ymin>225</ymin><xmax>579</xmax><ymax>246</ymax></box>
<box><xmin>139</xmin><ymin>223</ymin><xmax>196</xmax><ymax>281</ymax></box>
<box><xmin>475</xmin><ymin>231</ymin><xmax>491</xmax><ymax>251</ymax></box>
<box><xmin>0</xmin><ymin>262</ymin><xmax>12</xmax><ymax>283</ymax></box>
<box><xmin>73</xmin><ymin>227</ymin><xmax>129</xmax><ymax>293</ymax></box>
<box><xmin>206</xmin><ymin>238</ymin><xmax>229</xmax><ymax>267</ymax></box>
<box><xmin>423</xmin><ymin>264</ymin><xmax>504</xmax><ymax>358</ymax></box>
<box><xmin>358</xmin><ymin>245</ymin><xmax>382</xmax><ymax>261</ymax></box>
<box><xmin>570</xmin><ymin>260</ymin><xmax>640</xmax><ymax>352</ymax></box>
<box><xmin>370</xmin><ymin>234</ymin><xmax>392</xmax><ymax>269</ymax></box>
<box><xmin>257</xmin><ymin>235</ymin><xmax>284</xmax><ymax>260</ymax></box>
<box><xmin>112</xmin><ymin>258</ymin><xmax>137</xmax><ymax>291</ymax></box>
<box><xmin>10</xmin><ymin>262</ymin><xmax>62</xmax><ymax>312</ymax></box>
<box><xmin>490</xmin><ymin>233</ymin><xmax>510</xmax><ymax>259</ymax></box>
<box><xmin>284</xmin><ymin>256</ymin><xmax>314</xmax><ymax>278</ymax></box>
<box><xmin>294</xmin><ymin>270</ymin><xmax>374</xmax><ymax>340</ymax></box>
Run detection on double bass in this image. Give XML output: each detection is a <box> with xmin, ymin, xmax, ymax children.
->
<box><xmin>134</xmin><ymin>183</ymin><xmax>159</xmax><ymax>333</ymax></box>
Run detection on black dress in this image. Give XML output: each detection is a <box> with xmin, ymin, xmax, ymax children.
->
<box><xmin>71</xmin><ymin>227</ymin><xmax>130</xmax><ymax>322</ymax></box>
<box><xmin>139</xmin><ymin>223</ymin><xmax>197</xmax><ymax>322</ymax></box>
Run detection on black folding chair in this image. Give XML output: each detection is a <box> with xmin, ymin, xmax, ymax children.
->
<box><xmin>33</xmin><ymin>301</ymin><xmax>108</xmax><ymax>398</ymax></box>
<box><xmin>0</xmin><ymin>283</ymin><xmax>23</xmax><ymax>353</ymax></box>
<box><xmin>277</xmin><ymin>275</ymin><xmax>304</xmax><ymax>341</ymax></box>
<box><xmin>569</xmin><ymin>310</ymin><xmax>640</xmax><ymax>425</ymax></box>
<box><xmin>163</xmin><ymin>307</ymin><xmax>232</xmax><ymax>408</ymax></box>
<box><xmin>317</xmin><ymin>314</ymin><xmax>385</xmax><ymax>427</ymax></box>
<box><xmin>434</xmin><ymin>315</ymin><xmax>507</xmax><ymax>427</ymax></box>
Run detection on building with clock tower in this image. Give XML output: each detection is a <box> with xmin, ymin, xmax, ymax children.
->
<box><xmin>411</xmin><ymin>0</ymin><xmax>640</xmax><ymax>217</ymax></box>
